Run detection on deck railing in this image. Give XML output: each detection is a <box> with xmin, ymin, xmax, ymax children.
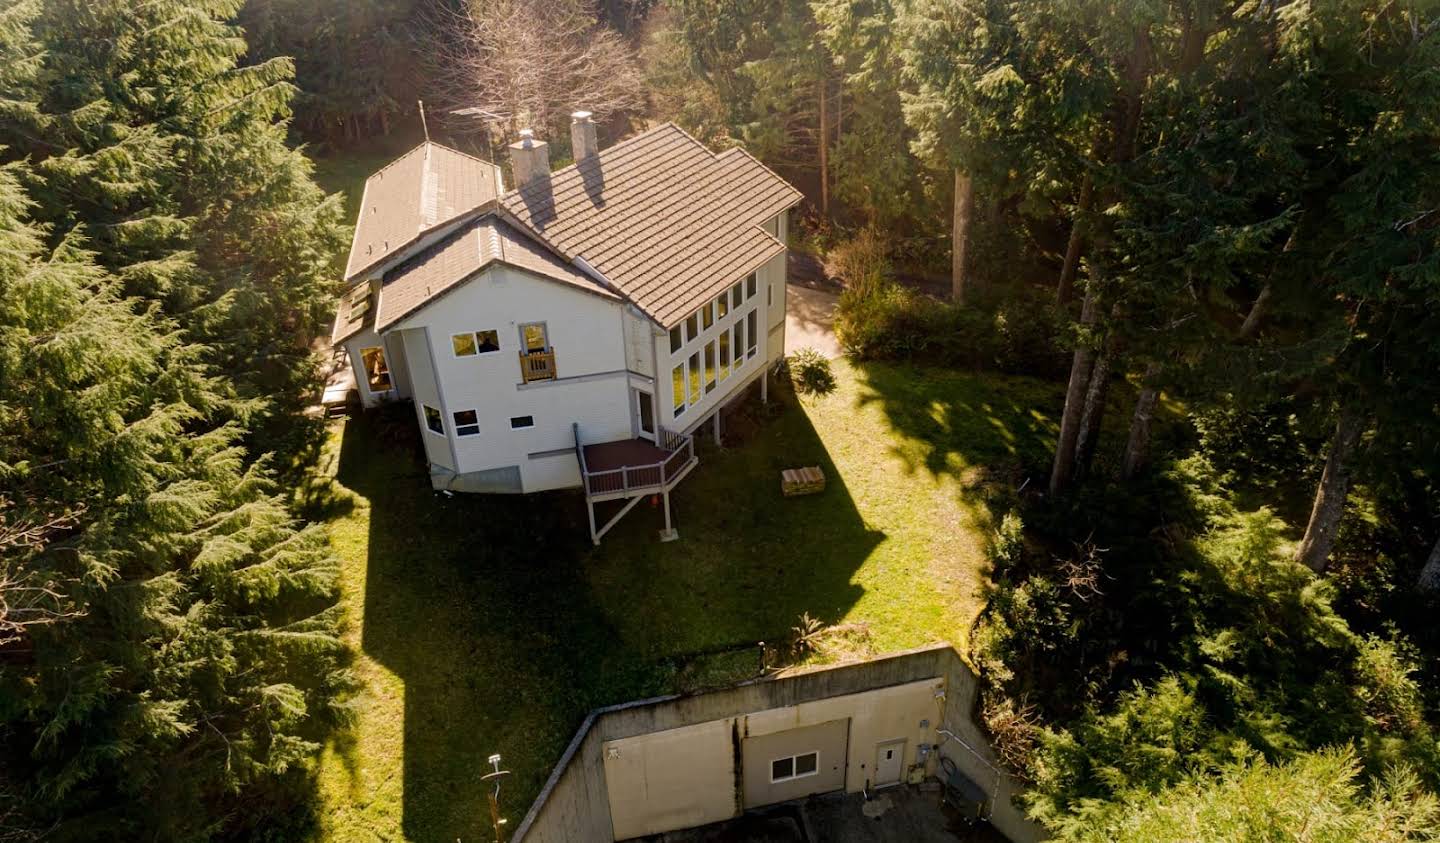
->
<box><xmin>578</xmin><ymin>427</ymin><xmax>694</xmax><ymax>498</ymax></box>
<box><xmin>519</xmin><ymin>348</ymin><xmax>557</xmax><ymax>383</ymax></box>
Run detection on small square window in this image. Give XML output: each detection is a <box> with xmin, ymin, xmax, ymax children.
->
<box><xmin>670</xmin><ymin>326</ymin><xmax>682</xmax><ymax>353</ymax></box>
<box><xmin>423</xmin><ymin>405</ymin><xmax>444</xmax><ymax>435</ymax></box>
<box><xmin>452</xmin><ymin>333</ymin><xmax>477</xmax><ymax>357</ymax></box>
<box><xmin>475</xmin><ymin>330</ymin><xmax>500</xmax><ymax>353</ymax></box>
<box><xmin>716</xmin><ymin>292</ymin><xmax>729</xmax><ymax>319</ymax></box>
<box><xmin>702</xmin><ymin>303</ymin><xmax>714</xmax><ymax>330</ymax></box>
<box><xmin>510</xmin><ymin>415</ymin><xmax>534</xmax><ymax>429</ymax></box>
<box><xmin>795</xmin><ymin>752</ymin><xmax>817</xmax><ymax>776</ymax></box>
<box><xmin>686</xmin><ymin>313</ymin><xmax>698</xmax><ymax>342</ymax></box>
<box><xmin>453</xmin><ymin>409</ymin><xmax>480</xmax><ymax>437</ymax></box>
<box><xmin>746</xmin><ymin>272</ymin><xmax>757</xmax><ymax>299</ymax></box>
<box><xmin>771</xmin><ymin>757</ymin><xmax>793</xmax><ymax>782</ymax></box>
<box><xmin>731</xmin><ymin>282</ymin><xmax>742</xmax><ymax>309</ymax></box>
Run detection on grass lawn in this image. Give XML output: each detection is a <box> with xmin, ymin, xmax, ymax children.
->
<box><xmin>306</xmin><ymin>358</ymin><xmax>1062</xmax><ymax>842</ymax></box>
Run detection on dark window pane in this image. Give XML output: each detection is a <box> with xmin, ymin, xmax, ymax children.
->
<box><xmin>795</xmin><ymin>752</ymin><xmax>817</xmax><ymax>775</ymax></box>
<box><xmin>670</xmin><ymin>327</ymin><xmax>682</xmax><ymax>353</ymax></box>
<box><xmin>686</xmin><ymin>314</ymin><xmax>698</xmax><ymax>342</ymax></box>
<box><xmin>746</xmin><ymin>273</ymin><xmax>757</xmax><ymax>298</ymax></box>
<box><xmin>771</xmin><ymin>757</ymin><xmax>793</xmax><ymax>781</ymax></box>
<box><xmin>475</xmin><ymin>329</ymin><xmax>500</xmax><ymax>353</ymax></box>
<box><xmin>510</xmin><ymin>415</ymin><xmax>534</xmax><ymax>429</ymax></box>
<box><xmin>424</xmin><ymin>405</ymin><xmax>443</xmax><ymax>434</ymax></box>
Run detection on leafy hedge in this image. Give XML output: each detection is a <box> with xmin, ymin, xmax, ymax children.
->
<box><xmin>834</xmin><ymin>277</ymin><xmax>1069</xmax><ymax>380</ymax></box>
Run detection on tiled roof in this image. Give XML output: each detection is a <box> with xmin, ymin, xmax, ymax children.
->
<box><xmin>500</xmin><ymin>124</ymin><xmax>803</xmax><ymax>327</ymax></box>
<box><xmin>343</xmin><ymin>142</ymin><xmax>505</xmax><ymax>281</ymax></box>
<box><xmin>372</xmin><ymin>215</ymin><xmax>617</xmax><ymax>333</ymax></box>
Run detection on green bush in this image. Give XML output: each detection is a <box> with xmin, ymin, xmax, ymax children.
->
<box><xmin>785</xmin><ymin>348</ymin><xmax>837</xmax><ymax>395</ymax></box>
<box><xmin>834</xmin><ymin>276</ymin><xmax>1068</xmax><ymax>378</ymax></box>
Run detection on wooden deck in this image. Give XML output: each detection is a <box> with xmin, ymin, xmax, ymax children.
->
<box><xmin>582</xmin><ymin>438</ymin><xmax>671</xmax><ymax>473</ymax></box>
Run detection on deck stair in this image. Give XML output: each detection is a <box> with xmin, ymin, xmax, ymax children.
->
<box><xmin>574</xmin><ymin>423</ymin><xmax>698</xmax><ymax>544</ymax></box>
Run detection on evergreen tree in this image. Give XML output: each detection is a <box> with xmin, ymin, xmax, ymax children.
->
<box><xmin>0</xmin><ymin>0</ymin><xmax>347</xmax><ymax>459</ymax></box>
<box><xmin>0</xmin><ymin>156</ymin><xmax>349</xmax><ymax>837</ymax></box>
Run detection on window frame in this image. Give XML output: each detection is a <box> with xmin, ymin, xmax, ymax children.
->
<box><xmin>688</xmin><ymin>351</ymin><xmax>701</xmax><ymax>405</ymax></box>
<box><xmin>519</xmin><ymin>321</ymin><xmax>549</xmax><ymax>353</ymax></box>
<box><xmin>746</xmin><ymin>272</ymin><xmax>757</xmax><ymax>299</ymax></box>
<box><xmin>509</xmin><ymin>415</ymin><xmax>535</xmax><ymax>430</ymax></box>
<box><xmin>702</xmin><ymin>302</ymin><xmax>714</xmax><ymax>330</ymax></box>
<box><xmin>686</xmin><ymin>313</ymin><xmax>698</xmax><ymax>343</ymax></box>
<box><xmin>672</xmin><ymin>363</ymin><xmax>686</xmax><ymax>418</ymax></box>
<box><xmin>669</xmin><ymin>326</ymin><xmax>682</xmax><ymax>354</ymax></box>
<box><xmin>704</xmin><ymin>341</ymin><xmax>717</xmax><ymax>393</ymax></box>
<box><xmin>452</xmin><ymin>408</ymin><xmax>481</xmax><ymax>437</ymax></box>
<box><xmin>733</xmin><ymin>321</ymin><xmax>744</xmax><ymax>369</ymax></box>
<box><xmin>422</xmin><ymin>404</ymin><xmax>444</xmax><ymax>436</ymax></box>
<box><xmin>360</xmin><ymin>346</ymin><xmax>392</xmax><ymax>393</ymax></box>
<box><xmin>716</xmin><ymin>291</ymin><xmax>729</xmax><ymax>319</ymax></box>
<box><xmin>719</xmin><ymin>329</ymin><xmax>730</xmax><ymax>381</ymax></box>
<box><xmin>770</xmin><ymin>751</ymin><xmax>820</xmax><ymax>784</ymax></box>
<box><xmin>452</xmin><ymin>329</ymin><xmax>501</xmax><ymax>358</ymax></box>
<box><xmin>746</xmin><ymin>311</ymin><xmax>758</xmax><ymax>358</ymax></box>
<box><xmin>731</xmin><ymin>282</ymin><xmax>743</xmax><ymax>310</ymax></box>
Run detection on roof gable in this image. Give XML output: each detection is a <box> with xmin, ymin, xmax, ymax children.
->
<box><xmin>373</xmin><ymin>215</ymin><xmax>617</xmax><ymax>333</ymax></box>
<box><xmin>344</xmin><ymin>142</ymin><xmax>505</xmax><ymax>281</ymax></box>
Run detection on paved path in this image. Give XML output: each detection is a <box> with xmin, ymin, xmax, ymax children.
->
<box><xmin>785</xmin><ymin>282</ymin><xmax>842</xmax><ymax>359</ymax></box>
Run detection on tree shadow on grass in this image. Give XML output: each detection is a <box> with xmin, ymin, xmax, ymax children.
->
<box><xmin>332</xmin><ymin>384</ymin><xmax>880</xmax><ymax>841</ymax></box>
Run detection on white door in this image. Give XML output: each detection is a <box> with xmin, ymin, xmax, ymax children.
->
<box><xmin>874</xmin><ymin>739</ymin><xmax>905</xmax><ymax>788</ymax></box>
<box><xmin>633</xmin><ymin>388</ymin><xmax>655</xmax><ymax>441</ymax></box>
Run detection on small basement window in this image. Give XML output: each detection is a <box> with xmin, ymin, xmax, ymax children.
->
<box><xmin>771</xmin><ymin>751</ymin><xmax>819</xmax><ymax>783</ymax></box>
<box><xmin>453</xmin><ymin>409</ymin><xmax>480</xmax><ymax>436</ymax></box>
<box><xmin>423</xmin><ymin>404</ymin><xmax>444</xmax><ymax>435</ymax></box>
<box><xmin>510</xmin><ymin>415</ymin><xmax>535</xmax><ymax>430</ymax></box>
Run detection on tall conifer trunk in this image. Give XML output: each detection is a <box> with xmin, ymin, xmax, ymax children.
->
<box><xmin>1057</xmin><ymin>174</ymin><xmax>1092</xmax><ymax>304</ymax></box>
<box><xmin>818</xmin><ymin>74</ymin><xmax>830</xmax><ymax>219</ymax></box>
<box><xmin>1050</xmin><ymin>281</ymin><xmax>1099</xmax><ymax>495</ymax></box>
<box><xmin>1119</xmin><ymin>361</ymin><xmax>1164</xmax><ymax>480</ymax></box>
<box><xmin>1296</xmin><ymin>407</ymin><xmax>1364</xmax><ymax>573</ymax></box>
<box><xmin>952</xmin><ymin>169</ymin><xmax>974</xmax><ymax>303</ymax></box>
<box><xmin>1074</xmin><ymin>335</ymin><xmax>1115</xmax><ymax>477</ymax></box>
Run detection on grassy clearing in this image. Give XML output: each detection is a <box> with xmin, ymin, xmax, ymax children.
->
<box><xmin>306</xmin><ymin>360</ymin><xmax>1061</xmax><ymax>842</ymax></box>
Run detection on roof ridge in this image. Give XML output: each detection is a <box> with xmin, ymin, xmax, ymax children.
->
<box><xmin>505</xmin><ymin>123</ymin><xmax>703</xmax><ymax>205</ymax></box>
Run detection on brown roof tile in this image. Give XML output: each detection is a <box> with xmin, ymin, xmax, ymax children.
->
<box><xmin>371</xmin><ymin>216</ymin><xmax>617</xmax><ymax>333</ymax></box>
<box><xmin>500</xmin><ymin>124</ymin><xmax>802</xmax><ymax>327</ymax></box>
<box><xmin>343</xmin><ymin>142</ymin><xmax>505</xmax><ymax>281</ymax></box>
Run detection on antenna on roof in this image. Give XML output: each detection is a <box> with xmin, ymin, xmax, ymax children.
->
<box><xmin>418</xmin><ymin>99</ymin><xmax>430</xmax><ymax>143</ymax></box>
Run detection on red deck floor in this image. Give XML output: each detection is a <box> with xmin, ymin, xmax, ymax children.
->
<box><xmin>582</xmin><ymin>438</ymin><xmax>671</xmax><ymax>472</ymax></box>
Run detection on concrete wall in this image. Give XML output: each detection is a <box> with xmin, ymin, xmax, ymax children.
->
<box><xmin>512</xmin><ymin>645</ymin><xmax>1046</xmax><ymax>843</ymax></box>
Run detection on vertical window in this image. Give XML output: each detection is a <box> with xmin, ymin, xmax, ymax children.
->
<box><xmin>719</xmin><ymin>330</ymin><xmax>730</xmax><ymax>380</ymax></box>
<box><xmin>734</xmin><ymin>321</ymin><xmax>744</xmax><ymax>369</ymax></box>
<box><xmin>704</xmin><ymin>342</ymin><xmax>716</xmax><ymax>392</ymax></box>
<box><xmin>423</xmin><ymin>404</ymin><xmax>443</xmax><ymax>435</ymax></box>
<box><xmin>670</xmin><ymin>326</ymin><xmax>682</xmax><ymax>353</ymax></box>
<box><xmin>686</xmin><ymin>313</ymin><xmax>698</xmax><ymax>342</ymax></box>
<box><xmin>509</xmin><ymin>415</ymin><xmax>535</xmax><ymax>429</ymax></box>
<box><xmin>747</xmin><ymin>311</ymin><xmax>758</xmax><ymax>357</ymax></box>
<box><xmin>520</xmin><ymin>322</ymin><xmax>548</xmax><ymax>352</ymax></box>
<box><xmin>731</xmin><ymin>282</ymin><xmax>743</xmax><ymax>310</ymax></box>
<box><xmin>360</xmin><ymin>346</ymin><xmax>391</xmax><ymax>392</ymax></box>
<box><xmin>453</xmin><ymin>409</ymin><xmax>480</xmax><ymax>436</ymax></box>
<box><xmin>688</xmin><ymin>352</ymin><xmax>700</xmax><ymax>404</ymax></box>
<box><xmin>717</xmin><ymin>292</ymin><xmax>729</xmax><ymax>319</ymax></box>
<box><xmin>746</xmin><ymin>272</ymin><xmax>757</xmax><ymax>299</ymax></box>
<box><xmin>702</xmin><ymin>302</ymin><xmax>714</xmax><ymax>330</ymax></box>
<box><xmin>672</xmin><ymin>364</ymin><xmax>686</xmax><ymax>417</ymax></box>
<box><xmin>768</xmin><ymin>283</ymin><xmax>772</xmax><ymax>306</ymax></box>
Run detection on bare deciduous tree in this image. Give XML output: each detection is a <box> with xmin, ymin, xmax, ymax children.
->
<box><xmin>429</xmin><ymin>0</ymin><xmax>646</xmax><ymax>148</ymax></box>
<box><xmin>1</xmin><ymin>505</ymin><xmax>86</xmax><ymax>648</ymax></box>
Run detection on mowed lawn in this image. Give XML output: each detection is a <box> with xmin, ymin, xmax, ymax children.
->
<box><xmin>307</xmin><ymin>359</ymin><xmax>1061</xmax><ymax>842</ymax></box>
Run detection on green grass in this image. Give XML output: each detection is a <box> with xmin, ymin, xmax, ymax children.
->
<box><xmin>307</xmin><ymin>359</ymin><xmax>1062</xmax><ymax>842</ymax></box>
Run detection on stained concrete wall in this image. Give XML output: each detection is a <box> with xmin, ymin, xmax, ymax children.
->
<box><xmin>511</xmin><ymin>645</ymin><xmax>1047</xmax><ymax>843</ymax></box>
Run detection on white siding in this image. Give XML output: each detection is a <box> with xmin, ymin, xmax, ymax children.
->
<box><xmin>393</xmin><ymin>264</ymin><xmax>631</xmax><ymax>492</ymax></box>
<box><xmin>401</xmin><ymin>327</ymin><xmax>454</xmax><ymax>471</ymax></box>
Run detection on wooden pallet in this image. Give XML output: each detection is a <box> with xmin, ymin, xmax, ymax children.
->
<box><xmin>781</xmin><ymin>466</ymin><xmax>826</xmax><ymax>497</ymax></box>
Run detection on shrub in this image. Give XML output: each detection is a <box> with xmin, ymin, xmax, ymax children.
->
<box><xmin>785</xmin><ymin>348</ymin><xmax>836</xmax><ymax>395</ymax></box>
<box><xmin>829</xmin><ymin>226</ymin><xmax>891</xmax><ymax>298</ymax></box>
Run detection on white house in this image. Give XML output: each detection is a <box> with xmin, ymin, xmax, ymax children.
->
<box><xmin>331</xmin><ymin>115</ymin><xmax>802</xmax><ymax>541</ymax></box>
